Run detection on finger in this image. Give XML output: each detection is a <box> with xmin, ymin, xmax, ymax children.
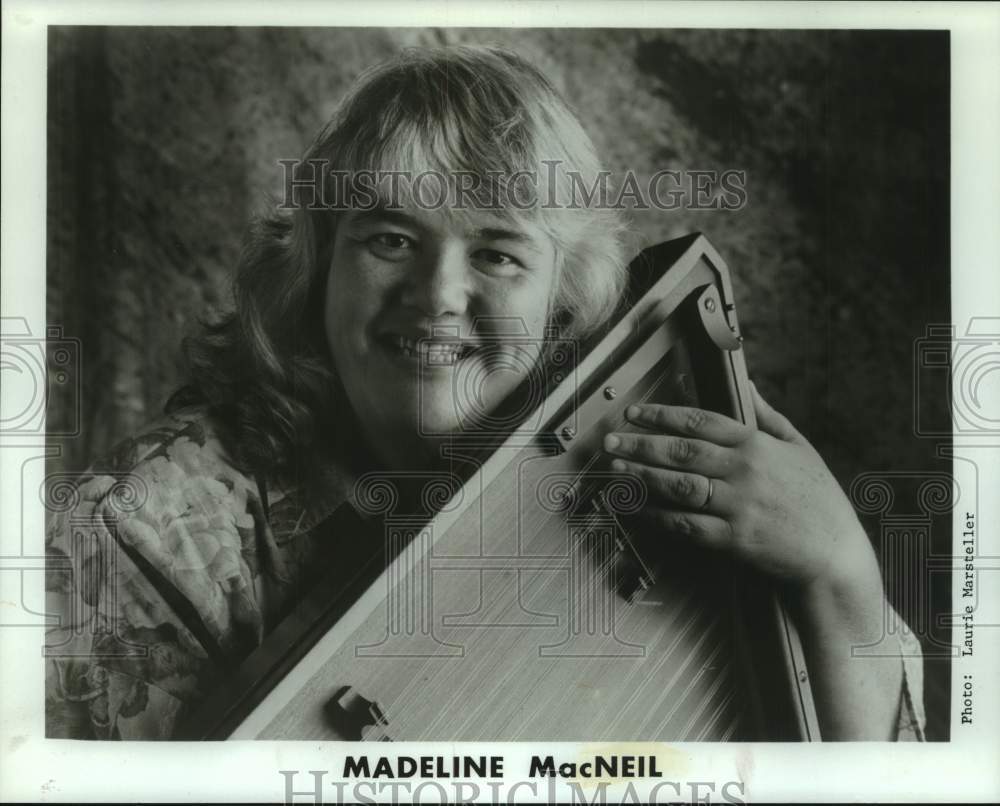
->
<box><xmin>609</xmin><ymin>458</ymin><xmax>723</xmax><ymax>513</ymax></box>
<box><xmin>603</xmin><ymin>431</ymin><xmax>735</xmax><ymax>476</ymax></box>
<box><xmin>635</xmin><ymin>506</ymin><xmax>734</xmax><ymax>552</ymax></box>
<box><xmin>750</xmin><ymin>381</ymin><xmax>804</xmax><ymax>444</ymax></box>
<box><xmin>625</xmin><ymin>403</ymin><xmax>752</xmax><ymax>447</ymax></box>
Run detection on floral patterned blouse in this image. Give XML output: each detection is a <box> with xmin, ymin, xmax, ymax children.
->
<box><xmin>45</xmin><ymin>406</ymin><xmax>927</xmax><ymax>740</ymax></box>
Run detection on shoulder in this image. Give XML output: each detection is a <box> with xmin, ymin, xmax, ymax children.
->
<box><xmin>89</xmin><ymin>404</ymin><xmax>249</xmax><ymax>487</ymax></box>
<box><xmin>45</xmin><ymin>406</ymin><xmax>264</xmax><ymax>641</ymax></box>
<box><xmin>50</xmin><ymin>405</ymin><xmax>257</xmax><ymax>525</ymax></box>
<box><xmin>56</xmin><ymin>403</ymin><xmax>262</xmax><ymax>560</ymax></box>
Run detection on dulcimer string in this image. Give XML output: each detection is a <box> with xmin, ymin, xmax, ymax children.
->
<box><xmin>340</xmin><ymin>481</ymin><xmax>738</xmax><ymax>741</ymax></box>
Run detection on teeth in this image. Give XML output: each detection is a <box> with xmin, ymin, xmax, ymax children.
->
<box><xmin>392</xmin><ymin>336</ymin><xmax>468</xmax><ymax>365</ymax></box>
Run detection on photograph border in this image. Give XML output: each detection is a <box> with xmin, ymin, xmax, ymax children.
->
<box><xmin>2</xmin><ymin>1</ymin><xmax>999</xmax><ymax>802</ymax></box>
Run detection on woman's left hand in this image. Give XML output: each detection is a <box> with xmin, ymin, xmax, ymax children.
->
<box><xmin>604</xmin><ymin>383</ymin><xmax>909</xmax><ymax>740</ymax></box>
<box><xmin>602</xmin><ymin>383</ymin><xmax>875</xmax><ymax>592</ymax></box>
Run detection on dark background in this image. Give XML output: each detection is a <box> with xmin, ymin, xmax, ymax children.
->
<box><xmin>46</xmin><ymin>27</ymin><xmax>952</xmax><ymax>738</ymax></box>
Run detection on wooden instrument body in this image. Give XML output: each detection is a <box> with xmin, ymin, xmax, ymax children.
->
<box><xmin>183</xmin><ymin>234</ymin><xmax>820</xmax><ymax>741</ymax></box>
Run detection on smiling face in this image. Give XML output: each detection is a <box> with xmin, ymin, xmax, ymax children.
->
<box><xmin>324</xmin><ymin>203</ymin><xmax>559</xmax><ymax>470</ymax></box>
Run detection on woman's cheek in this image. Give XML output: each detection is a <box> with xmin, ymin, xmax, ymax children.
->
<box><xmin>489</xmin><ymin>277</ymin><xmax>553</xmax><ymax>337</ymax></box>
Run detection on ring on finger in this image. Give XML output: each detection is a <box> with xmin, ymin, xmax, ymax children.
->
<box><xmin>700</xmin><ymin>477</ymin><xmax>715</xmax><ymax>510</ymax></box>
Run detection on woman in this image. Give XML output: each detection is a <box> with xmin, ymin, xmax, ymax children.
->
<box><xmin>45</xmin><ymin>45</ymin><xmax>924</xmax><ymax>740</ymax></box>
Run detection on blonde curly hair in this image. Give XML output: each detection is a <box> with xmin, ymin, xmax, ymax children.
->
<box><xmin>172</xmin><ymin>45</ymin><xmax>628</xmax><ymax>478</ymax></box>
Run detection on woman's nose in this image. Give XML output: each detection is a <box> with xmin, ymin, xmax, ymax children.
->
<box><xmin>401</xmin><ymin>243</ymin><xmax>472</xmax><ymax>318</ymax></box>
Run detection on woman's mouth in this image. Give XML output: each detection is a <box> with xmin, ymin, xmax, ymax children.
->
<box><xmin>383</xmin><ymin>335</ymin><xmax>479</xmax><ymax>367</ymax></box>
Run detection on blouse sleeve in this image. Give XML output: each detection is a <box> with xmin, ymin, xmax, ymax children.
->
<box><xmin>44</xmin><ymin>414</ymin><xmax>266</xmax><ymax>740</ymax></box>
<box><xmin>894</xmin><ymin>625</ymin><xmax>927</xmax><ymax>741</ymax></box>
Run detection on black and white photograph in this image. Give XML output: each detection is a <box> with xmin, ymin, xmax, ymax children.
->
<box><xmin>2</xmin><ymin>2</ymin><xmax>999</xmax><ymax>803</ymax></box>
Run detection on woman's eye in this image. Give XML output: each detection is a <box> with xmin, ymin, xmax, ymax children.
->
<box><xmin>369</xmin><ymin>233</ymin><xmax>413</xmax><ymax>250</ymax></box>
<box><xmin>365</xmin><ymin>232</ymin><xmax>416</xmax><ymax>260</ymax></box>
<box><xmin>473</xmin><ymin>249</ymin><xmax>522</xmax><ymax>274</ymax></box>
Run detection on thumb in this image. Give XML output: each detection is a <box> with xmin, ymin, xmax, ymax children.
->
<box><xmin>751</xmin><ymin>381</ymin><xmax>804</xmax><ymax>443</ymax></box>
